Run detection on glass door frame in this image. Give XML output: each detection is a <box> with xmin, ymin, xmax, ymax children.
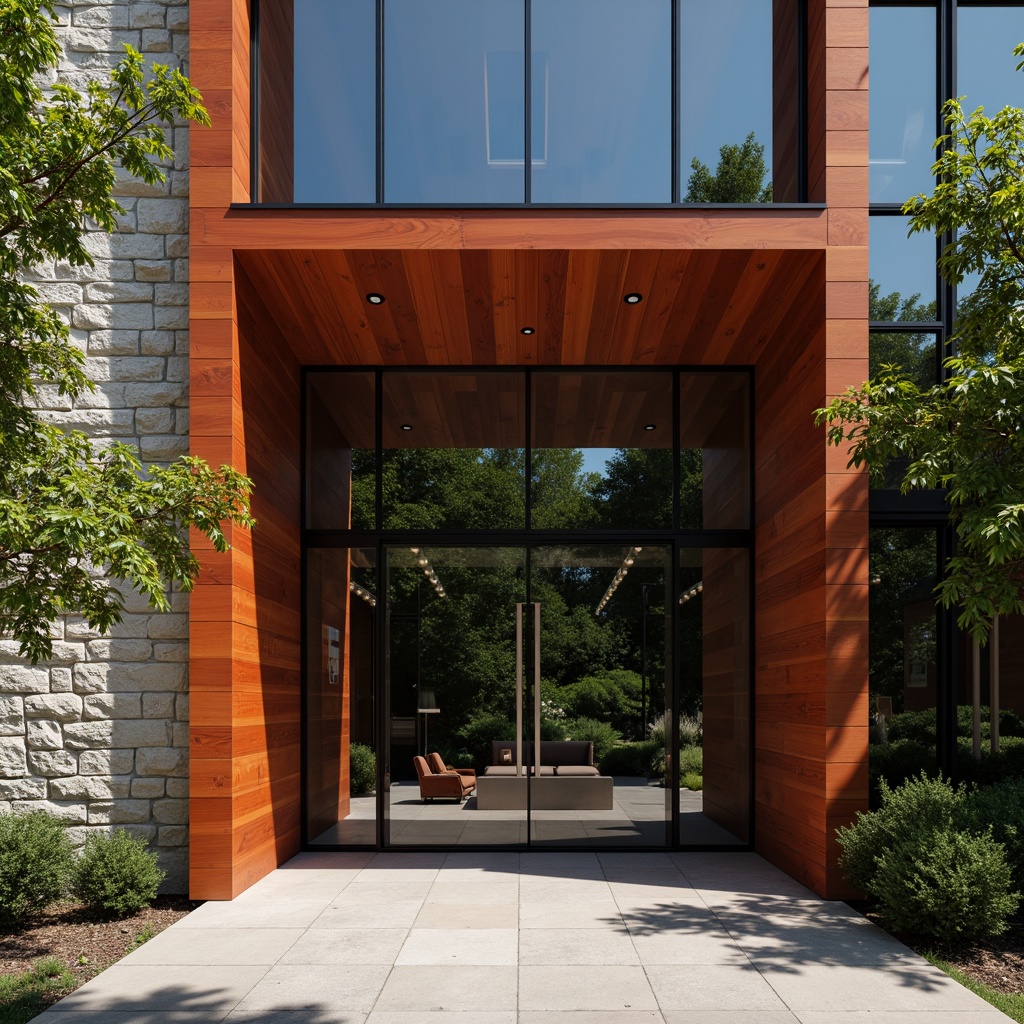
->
<box><xmin>300</xmin><ymin>364</ymin><xmax>756</xmax><ymax>852</ymax></box>
<box><xmin>300</xmin><ymin>533</ymin><xmax>752</xmax><ymax>851</ymax></box>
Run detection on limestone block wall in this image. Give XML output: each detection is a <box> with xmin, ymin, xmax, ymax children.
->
<box><xmin>2</xmin><ymin>0</ymin><xmax>192</xmax><ymax>892</ymax></box>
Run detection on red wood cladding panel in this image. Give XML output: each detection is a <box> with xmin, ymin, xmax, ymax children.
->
<box><xmin>188</xmin><ymin>0</ymin><xmax>870</xmax><ymax>901</ymax></box>
<box><xmin>198</xmin><ymin>207</ymin><xmax>828</xmax><ymax>251</ymax></box>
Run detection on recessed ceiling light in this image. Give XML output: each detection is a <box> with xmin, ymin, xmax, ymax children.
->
<box><xmin>624</xmin><ymin>293</ymin><xmax>643</xmax><ymax>304</ymax></box>
<box><xmin>400</xmin><ymin>423</ymin><xmax>413</xmax><ymax>431</ymax></box>
<box><xmin>366</xmin><ymin>293</ymin><xmax>385</xmax><ymax>304</ymax></box>
<box><xmin>520</xmin><ymin>327</ymin><xmax>535</xmax><ymax>335</ymax></box>
<box><xmin>643</xmin><ymin>423</ymin><xmax>656</xmax><ymax>431</ymax></box>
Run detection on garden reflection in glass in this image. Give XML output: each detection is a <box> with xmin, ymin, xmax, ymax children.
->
<box><xmin>305</xmin><ymin>370</ymin><xmax>751</xmax><ymax>533</ymax></box>
<box><xmin>283</xmin><ymin>0</ymin><xmax>778</xmax><ymax>204</ymax></box>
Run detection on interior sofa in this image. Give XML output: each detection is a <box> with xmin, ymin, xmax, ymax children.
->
<box><xmin>476</xmin><ymin>740</ymin><xmax>613</xmax><ymax>810</ymax></box>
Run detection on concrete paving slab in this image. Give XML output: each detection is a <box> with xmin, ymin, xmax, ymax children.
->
<box><xmin>426</xmin><ymin>882</ymin><xmax>521</xmax><ymax>904</ymax></box>
<box><xmin>37</xmin><ymin>850</ymin><xmax>1015</xmax><ymax>1023</ymax></box>
<box><xmin>367</xmin><ymin>1014</ymin><xmax>515</xmax><ymax>1024</ymax></box>
<box><xmin>794</xmin><ymin>1013</ymin><xmax>1010</xmax><ymax>1023</ymax></box>
<box><xmin>231</xmin><ymin>964</ymin><xmax>391</xmax><ymax>1015</ymax></box>
<box><xmin>226</xmin><ymin>1014</ymin><xmax>366</xmax><ymax>1024</ymax></box>
<box><xmin>119</xmin><ymin>926</ymin><xmax>304</xmax><ymax>966</ymax></box>
<box><xmin>519</xmin><ymin>965</ymin><xmax>659</xmax><ymax>1012</ymax></box>
<box><xmin>609</xmin><ymin>881</ymin><xmax>704</xmax><ymax>903</ymax></box>
<box><xmin>645</xmin><ymin>963</ymin><xmax>791</xmax><ymax>1012</ymax></box>
<box><xmin>395</xmin><ymin>927</ymin><xmax>518</xmax><ymax>965</ymax></box>
<box><xmin>174</xmin><ymin>899</ymin><xmax>329</xmax><ymax>929</ymax></box>
<box><xmin>374</xmin><ymin>966</ymin><xmax>518</xmax><ymax>1012</ymax></box>
<box><xmin>42</xmin><ymin>965</ymin><xmax>270</xmax><ymax>1014</ymax></box>
<box><xmin>37</xmin><ymin>1015</ymin><xmax>235</xmax><ymax>1024</ymax></box>
<box><xmin>519</xmin><ymin>927</ymin><xmax>640</xmax><ymax>965</ymax></box>
<box><xmin>719</xmin><ymin>910</ymin><xmax>924</xmax><ymax>966</ymax></box>
<box><xmin>518</xmin><ymin>900</ymin><xmax>624</xmax><ymax>929</ymax></box>
<box><xmin>277</xmin><ymin>928</ymin><xmax>408</xmax><ymax>965</ymax></box>
<box><xmin>758</xmin><ymin>962</ymin><xmax>1004</xmax><ymax>1014</ymax></box>
<box><xmin>629</xmin><ymin>925</ymin><xmax>750</xmax><ymax>965</ymax></box>
<box><xmin>661</xmin><ymin>1013</ymin><xmax>799</xmax><ymax>1024</ymax></box>
<box><xmin>311</xmin><ymin>899</ymin><xmax>424</xmax><ymax>929</ymax></box>
<box><xmin>519</xmin><ymin>1015</ymin><xmax>664</xmax><ymax>1024</ymax></box>
<box><xmin>414</xmin><ymin>903</ymin><xmax>519</xmax><ymax>929</ymax></box>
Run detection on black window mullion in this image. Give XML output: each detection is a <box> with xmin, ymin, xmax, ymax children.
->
<box><xmin>671</xmin><ymin>0</ymin><xmax>680</xmax><ymax>204</ymax></box>
<box><xmin>377</xmin><ymin>0</ymin><xmax>385</xmax><ymax>203</ymax></box>
<box><xmin>524</xmin><ymin>0</ymin><xmax>532</xmax><ymax>204</ymax></box>
<box><xmin>250</xmin><ymin>0</ymin><xmax>260</xmax><ymax>201</ymax></box>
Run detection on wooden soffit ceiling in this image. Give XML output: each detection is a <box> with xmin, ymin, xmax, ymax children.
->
<box><xmin>235</xmin><ymin>247</ymin><xmax>823</xmax><ymax>368</ymax></box>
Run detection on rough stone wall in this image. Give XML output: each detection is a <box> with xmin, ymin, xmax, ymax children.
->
<box><xmin>1</xmin><ymin>0</ymin><xmax>192</xmax><ymax>892</ymax></box>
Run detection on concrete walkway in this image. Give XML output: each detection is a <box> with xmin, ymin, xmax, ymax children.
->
<box><xmin>39</xmin><ymin>850</ymin><xmax>1009</xmax><ymax>1023</ymax></box>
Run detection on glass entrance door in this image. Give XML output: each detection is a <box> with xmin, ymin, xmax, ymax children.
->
<box><xmin>530</xmin><ymin>544</ymin><xmax>671</xmax><ymax>847</ymax></box>
<box><xmin>385</xmin><ymin>545</ymin><xmax>531</xmax><ymax>846</ymax></box>
<box><xmin>384</xmin><ymin>543</ymin><xmax>671</xmax><ymax>848</ymax></box>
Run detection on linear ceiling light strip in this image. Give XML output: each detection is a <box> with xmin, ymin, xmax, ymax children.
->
<box><xmin>349</xmin><ymin>580</ymin><xmax>377</xmax><ymax>607</ymax></box>
<box><xmin>410</xmin><ymin>547</ymin><xmax>446</xmax><ymax>599</ymax></box>
<box><xmin>595</xmin><ymin>546</ymin><xmax>643</xmax><ymax>615</ymax></box>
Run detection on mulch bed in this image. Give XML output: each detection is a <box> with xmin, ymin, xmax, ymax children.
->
<box><xmin>0</xmin><ymin>897</ymin><xmax>199</xmax><ymax>987</ymax></box>
<box><xmin>855</xmin><ymin>903</ymin><xmax>1024</xmax><ymax>996</ymax></box>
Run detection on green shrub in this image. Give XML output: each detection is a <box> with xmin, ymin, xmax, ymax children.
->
<box><xmin>869</xmin><ymin>739</ymin><xmax>938</xmax><ymax>804</ymax></box>
<box><xmin>561</xmin><ymin>671</ymin><xmax>642</xmax><ymax>738</ymax></box>
<box><xmin>886</xmin><ymin>709</ymin><xmax>937</xmax><ymax>745</ymax></box>
<box><xmin>964</xmin><ymin>778</ymin><xmax>1024</xmax><ymax>888</ymax></box>
<box><xmin>871</xmin><ymin>826</ymin><xmax>1019</xmax><ymax>943</ymax></box>
<box><xmin>71</xmin><ymin>830</ymin><xmax>164</xmax><ymax>918</ymax></box>
<box><xmin>564</xmin><ymin>718</ymin><xmax>620</xmax><ymax>763</ymax></box>
<box><xmin>349</xmin><ymin>743</ymin><xmax>377</xmax><ymax>795</ymax></box>
<box><xmin>679</xmin><ymin>745</ymin><xmax>703</xmax><ymax>775</ymax></box>
<box><xmin>599</xmin><ymin>740</ymin><xmax>661</xmax><ymax>777</ymax></box>
<box><xmin>455</xmin><ymin>714</ymin><xmax>516</xmax><ymax>769</ymax></box>
<box><xmin>955</xmin><ymin>737</ymin><xmax>1024</xmax><ymax>787</ymax></box>
<box><xmin>955</xmin><ymin>704</ymin><xmax>1024</xmax><ymax>739</ymax></box>
<box><xmin>680</xmin><ymin>771</ymin><xmax>703</xmax><ymax>791</ymax></box>
<box><xmin>540</xmin><ymin>718</ymin><xmax>568</xmax><ymax>742</ymax></box>
<box><xmin>648</xmin><ymin>712</ymin><xmax>702</xmax><ymax>749</ymax></box>
<box><xmin>837</xmin><ymin>773</ymin><xmax>966</xmax><ymax>892</ymax></box>
<box><xmin>0</xmin><ymin>812</ymin><xmax>73</xmax><ymax>925</ymax></box>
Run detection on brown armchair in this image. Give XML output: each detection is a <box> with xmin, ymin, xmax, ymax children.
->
<box><xmin>413</xmin><ymin>754</ymin><xmax>476</xmax><ymax>802</ymax></box>
<box><xmin>428</xmin><ymin>752</ymin><xmax>477</xmax><ymax>786</ymax></box>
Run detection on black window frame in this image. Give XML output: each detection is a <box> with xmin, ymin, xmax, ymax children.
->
<box><xmin>248</xmin><ymin>0</ymin><xmax>809</xmax><ymax>208</ymax></box>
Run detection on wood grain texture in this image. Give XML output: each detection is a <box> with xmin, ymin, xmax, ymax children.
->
<box><xmin>188</xmin><ymin>0</ymin><xmax>869</xmax><ymax>901</ymax></box>
<box><xmin>235</xmin><ymin>248</ymin><xmax>821</xmax><ymax>369</ymax></box>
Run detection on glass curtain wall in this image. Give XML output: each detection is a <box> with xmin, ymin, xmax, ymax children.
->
<box><xmin>258</xmin><ymin>0</ymin><xmax>797</xmax><ymax>204</ymax></box>
<box><xmin>303</xmin><ymin>368</ymin><xmax>753</xmax><ymax>849</ymax></box>
<box><xmin>868</xmin><ymin>1</ymin><xmax>1024</xmax><ymax>785</ymax></box>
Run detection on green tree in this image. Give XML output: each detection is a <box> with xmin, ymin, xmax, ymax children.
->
<box><xmin>0</xmin><ymin>0</ymin><xmax>253</xmax><ymax>662</ymax></box>
<box><xmin>685</xmin><ymin>132</ymin><xmax>772</xmax><ymax>203</ymax></box>
<box><xmin>819</xmin><ymin>46</ymin><xmax>1024</xmax><ymax>641</ymax></box>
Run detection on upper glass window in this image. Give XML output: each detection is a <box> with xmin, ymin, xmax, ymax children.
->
<box><xmin>258</xmin><ymin>0</ymin><xmax>801</xmax><ymax>205</ymax></box>
<box><xmin>385</xmin><ymin>0</ymin><xmax>524</xmax><ymax>204</ymax></box>
<box><xmin>679</xmin><ymin>0</ymin><xmax>775</xmax><ymax>203</ymax></box>
<box><xmin>530</xmin><ymin>0</ymin><xmax>671</xmax><ymax>202</ymax></box>
<box><xmin>869</xmin><ymin>217</ymin><xmax>938</xmax><ymax>321</ymax></box>
<box><xmin>958</xmin><ymin>6</ymin><xmax>1024</xmax><ymax>114</ymax></box>
<box><xmin>869</xmin><ymin>6</ymin><xmax>936</xmax><ymax>204</ymax></box>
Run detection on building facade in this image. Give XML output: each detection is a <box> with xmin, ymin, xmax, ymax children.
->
<box><xmin>2</xmin><ymin>0</ymin><xmax>1019</xmax><ymax>903</ymax></box>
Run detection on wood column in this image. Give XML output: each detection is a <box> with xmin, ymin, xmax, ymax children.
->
<box><xmin>753</xmin><ymin>0</ymin><xmax>868</xmax><ymax>899</ymax></box>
